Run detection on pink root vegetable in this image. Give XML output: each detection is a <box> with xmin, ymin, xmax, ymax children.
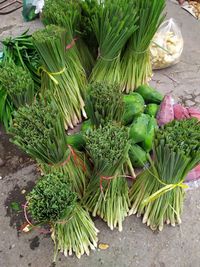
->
<box><xmin>186</xmin><ymin>164</ymin><xmax>200</xmax><ymax>182</ymax></box>
<box><xmin>174</xmin><ymin>104</ymin><xmax>190</xmax><ymax>120</ymax></box>
<box><xmin>157</xmin><ymin>95</ymin><xmax>174</xmax><ymax>126</ymax></box>
<box><xmin>187</xmin><ymin>107</ymin><xmax>200</xmax><ymax>121</ymax></box>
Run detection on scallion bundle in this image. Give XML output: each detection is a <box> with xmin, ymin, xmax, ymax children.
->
<box><xmin>32</xmin><ymin>25</ymin><xmax>86</xmax><ymax>129</ymax></box>
<box><xmin>90</xmin><ymin>0</ymin><xmax>138</xmax><ymax>84</ymax></box>
<box><xmin>42</xmin><ymin>0</ymin><xmax>92</xmax><ymax>80</ymax></box>
<box><xmin>10</xmin><ymin>100</ymin><xmax>88</xmax><ymax>198</ymax></box>
<box><xmin>121</xmin><ymin>0</ymin><xmax>165</xmax><ymax>92</ymax></box>
<box><xmin>0</xmin><ymin>61</ymin><xmax>35</xmax><ymax>130</ymax></box>
<box><xmin>86</xmin><ymin>82</ymin><xmax>124</xmax><ymax>126</ymax></box>
<box><xmin>83</xmin><ymin>123</ymin><xmax>135</xmax><ymax>231</ymax></box>
<box><xmin>129</xmin><ymin>118</ymin><xmax>200</xmax><ymax>231</ymax></box>
<box><xmin>27</xmin><ymin>172</ymin><xmax>99</xmax><ymax>259</ymax></box>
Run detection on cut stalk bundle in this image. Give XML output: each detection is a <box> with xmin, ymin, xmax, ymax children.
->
<box><xmin>86</xmin><ymin>82</ymin><xmax>124</xmax><ymax>126</ymax></box>
<box><xmin>0</xmin><ymin>61</ymin><xmax>35</xmax><ymax>131</ymax></box>
<box><xmin>83</xmin><ymin>123</ymin><xmax>135</xmax><ymax>231</ymax></box>
<box><xmin>32</xmin><ymin>25</ymin><xmax>87</xmax><ymax>129</ymax></box>
<box><xmin>90</xmin><ymin>0</ymin><xmax>138</xmax><ymax>84</ymax></box>
<box><xmin>121</xmin><ymin>0</ymin><xmax>165</xmax><ymax>92</ymax></box>
<box><xmin>10</xmin><ymin>100</ymin><xmax>88</xmax><ymax>198</ymax></box>
<box><xmin>42</xmin><ymin>0</ymin><xmax>93</xmax><ymax>78</ymax></box>
<box><xmin>2</xmin><ymin>31</ymin><xmax>41</xmax><ymax>87</ymax></box>
<box><xmin>129</xmin><ymin>118</ymin><xmax>200</xmax><ymax>231</ymax></box>
<box><xmin>27</xmin><ymin>173</ymin><xmax>99</xmax><ymax>260</ymax></box>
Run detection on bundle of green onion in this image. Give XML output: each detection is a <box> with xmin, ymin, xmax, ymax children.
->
<box><xmin>2</xmin><ymin>30</ymin><xmax>41</xmax><ymax>87</ymax></box>
<box><xmin>42</xmin><ymin>0</ymin><xmax>92</xmax><ymax>79</ymax></box>
<box><xmin>32</xmin><ymin>25</ymin><xmax>86</xmax><ymax>129</ymax></box>
<box><xmin>121</xmin><ymin>0</ymin><xmax>165</xmax><ymax>92</ymax></box>
<box><xmin>0</xmin><ymin>61</ymin><xmax>35</xmax><ymax>131</ymax></box>
<box><xmin>129</xmin><ymin>118</ymin><xmax>200</xmax><ymax>231</ymax></box>
<box><xmin>86</xmin><ymin>82</ymin><xmax>124</xmax><ymax>127</ymax></box>
<box><xmin>90</xmin><ymin>0</ymin><xmax>138</xmax><ymax>84</ymax></box>
<box><xmin>27</xmin><ymin>172</ymin><xmax>99</xmax><ymax>259</ymax></box>
<box><xmin>11</xmin><ymin>100</ymin><xmax>88</xmax><ymax>198</ymax></box>
<box><xmin>83</xmin><ymin>123</ymin><xmax>135</xmax><ymax>231</ymax></box>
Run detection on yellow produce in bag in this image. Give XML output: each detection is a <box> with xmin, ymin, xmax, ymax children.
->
<box><xmin>150</xmin><ymin>18</ymin><xmax>183</xmax><ymax>70</ymax></box>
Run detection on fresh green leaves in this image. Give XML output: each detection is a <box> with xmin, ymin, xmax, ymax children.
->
<box><xmin>86</xmin><ymin>82</ymin><xmax>124</xmax><ymax>126</ymax></box>
<box><xmin>10</xmin><ymin>99</ymin><xmax>67</xmax><ymax>164</ymax></box>
<box><xmin>28</xmin><ymin>172</ymin><xmax>77</xmax><ymax>223</ymax></box>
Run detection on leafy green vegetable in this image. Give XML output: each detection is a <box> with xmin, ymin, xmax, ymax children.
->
<box><xmin>129</xmin><ymin>118</ymin><xmax>200</xmax><ymax>231</ymax></box>
<box><xmin>90</xmin><ymin>0</ymin><xmax>138</xmax><ymax>84</ymax></box>
<box><xmin>28</xmin><ymin>173</ymin><xmax>77</xmax><ymax>223</ymax></box>
<box><xmin>28</xmin><ymin>172</ymin><xmax>99</xmax><ymax>259</ymax></box>
<box><xmin>83</xmin><ymin>123</ymin><xmax>135</xmax><ymax>231</ymax></box>
<box><xmin>86</xmin><ymin>82</ymin><xmax>124</xmax><ymax>126</ymax></box>
<box><xmin>121</xmin><ymin>0</ymin><xmax>165</xmax><ymax>91</ymax></box>
<box><xmin>32</xmin><ymin>25</ymin><xmax>86</xmax><ymax>129</ymax></box>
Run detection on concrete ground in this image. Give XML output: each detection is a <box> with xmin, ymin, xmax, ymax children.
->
<box><xmin>0</xmin><ymin>1</ymin><xmax>200</xmax><ymax>267</ymax></box>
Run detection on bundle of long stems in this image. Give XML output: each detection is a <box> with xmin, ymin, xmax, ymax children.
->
<box><xmin>89</xmin><ymin>0</ymin><xmax>138</xmax><ymax>84</ymax></box>
<box><xmin>42</xmin><ymin>0</ymin><xmax>91</xmax><ymax>81</ymax></box>
<box><xmin>129</xmin><ymin>118</ymin><xmax>200</xmax><ymax>231</ymax></box>
<box><xmin>27</xmin><ymin>172</ymin><xmax>99</xmax><ymax>260</ymax></box>
<box><xmin>2</xmin><ymin>30</ymin><xmax>41</xmax><ymax>87</ymax></box>
<box><xmin>83</xmin><ymin>123</ymin><xmax>135</xmax><ymax>231</ymax></box>
<box><xmin>0</xmin><ymin>61</ymin><xmax>35</xmax><ymax>131</ymax></box>
<box><xmin>121</xmin><ymin>0</ymin><xmax>165</xmax><ymax>92</ymax></box>
<box><xmin>32</xmin><ymin>25</ymin><xmax>87</xmax><ymax>129</ymax></box>
<box><xmin>10</xmin><ymin>100</ymin><xmax>88</xmax><ymax>198</ymax></box>
<box><xmin>86</xmin><ymin>82</ymin><xmax>124</xmax><ymax>127</ymax></box>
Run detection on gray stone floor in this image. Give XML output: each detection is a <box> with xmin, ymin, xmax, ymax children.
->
<box><xmin>0</xmin><ymin>1</ymin><xmax>200</xmax><ymax>267</ymax></box>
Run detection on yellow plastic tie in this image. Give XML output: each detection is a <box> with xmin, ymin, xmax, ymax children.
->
<box><xmin>38</xmin><ymin>67</ymin><xmax>66</xmax><ymax>85</ymax></box>
<box><xmin>142</xmin><ymin>181</ymin><xmax>189</xmax><ymax>205</ymax></box>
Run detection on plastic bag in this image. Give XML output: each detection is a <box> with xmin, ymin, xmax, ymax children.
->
<box><xmin>22</xmin><ymin>0</ymin><xmax>44</xmax><ymax>21</ymax></box>
<box><xmin>150</xmin><ymin>18</ymin><xmax>184</xmax><ymax>70</ymax></box>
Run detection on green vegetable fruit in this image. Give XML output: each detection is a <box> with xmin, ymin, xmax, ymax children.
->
<box><xmin>136</xmin><ymin>85</ymin><xmax>163</xmax><ymax>104</ymax></box>
<box><xmin>123</xmin><ymin>93</ymin><xmax>145</xmax><ymax>125</ymax></box>
<box><xmin>66</xmin><ymin>133</ymin><xmax>86</xmax><ymax>151</ymax></box>
<box><xmin>129</xmin><ymin>114</ymin><xmax>150</xmax><ymax>144</ymax></box>
<box><xmin>129</xmin><ymin>144</ymin><xmax>148</xmax><ymax>168</ymax></box>
<box><xmin>81</xmin><ymin>119</ymin><xmax>93</xmax><ymax>133</ymax></box>
<box><xmin>145</xmin><ymin>104</ymin><xmax>159</xmax><ymax>117</ymax></box>
<box><xmin>141</xmin><ymin>117</ymin><xmax>158</xmax><ymax>152</ymax></box>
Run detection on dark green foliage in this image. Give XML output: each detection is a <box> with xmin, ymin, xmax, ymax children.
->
<box><xmin>86</xmin><ymin>82</ymin><xmax>124</xmax><ymax>127</ymax></box>
<box><xmin>28</xmin><ymin>173</ymin><xmax>77</xmax><ymax>223</ymax></box>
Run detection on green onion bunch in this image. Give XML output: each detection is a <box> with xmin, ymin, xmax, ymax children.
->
<box><xmin>121</xmin><ymin>0</ymin><xmax>165</xmax><ymax>92</ymax></box>
<box><xmin>10</xmin><ymin>100</ymin><xmax>88</xmax><ymax>198</ymax></box>
<box><xmin>27</xmin><ymin>172</ymin><xmax>99</xmax><ymax>259</ymax></box>
<box><xmin>32</xmin><ymin>25</ymin><xmax>87</xmax><ymax>129</ymax></box>
<box><xmin>129</xmin><ymin>118</ymin><xmax>200</xmax><ymax>231</ymax></box>
<box><xmin>90</xmin><ymin>0</ymin><xmax>138</xmax><ymax>85</ymax></box>
<box><xmin>0</xmin><ymin>61</ymin><xmax>35</xmax><ymax>131</ymax></box>
<box><xmin>42</xmin><ymin>0</ymin><xmax>91</xmax><ymax>80</ymax></box>
<box><xmin>83</xmin><ymin>123</ymin><xmax>135</xmax><ymax>231</ymax></box>
<box><xmin>86</xmin><ymin>82</ymin><xmax>124</xmax><ymax>127</ymax></box>
<box><xmin>2</xmin><ymin>30</ymin><xmax>41</xmax><ymax>87</ymax></box>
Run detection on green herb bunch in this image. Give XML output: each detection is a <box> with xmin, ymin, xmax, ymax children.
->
<box><xmin>11</xmin><ymin>99</ymin><xmax>88</xmax><ymax>198</ymax></box>
<box><xmin>2</xmin><ymin>31</ymin><xmax>41</xmax><ymax>87</ymax></box>
<box><xmin>121</xmin><ymin>0</ymin><xmax>165</xmax><ymax>92</ymax></box>
<box><xmin>129</xmin><ymin>118</ymin><xmax>200</xmax><ymax>231</ymax></box>
<box><xmin>28</xmin><ymin>173</ymin><xmax>77</xmax><ymax>223</ymax></box>
<box><xmin>42</xmin><ymin>0</ymin><xmax>91</xmax><ymax>79</ymax></box>
<box><xmin>90</xmin><ymin>0</ymin><xmax>138</xmax><ymax>84</ymax></box>
<box><xmin>0</xmin><ymin>61</ymin><xmax>35</xmax><ymax>131</ymax></box>
<box><xmin>27</xmin><ymin>172</ymin><xmax>99</xmax><ymax>259</ymax></box>
<box><xmin>83</xmin><ymin>123</ymin><xmax>135</xmax><ymax>231</ymax></box>
<box><xmin>32</xmin><ymin>25</ymin><xmax>87</xmax><ymax>129</ymax></box>
<box><xmin>86</xmin><ymin>82</ymin><xmax>124</xmax><ymax>127</ymax></box>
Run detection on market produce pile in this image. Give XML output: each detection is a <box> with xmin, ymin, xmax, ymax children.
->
<box><xmin>0</xmin><ymin>0</ymin><xmax>200</xmax><ymax>262</ymax></box>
